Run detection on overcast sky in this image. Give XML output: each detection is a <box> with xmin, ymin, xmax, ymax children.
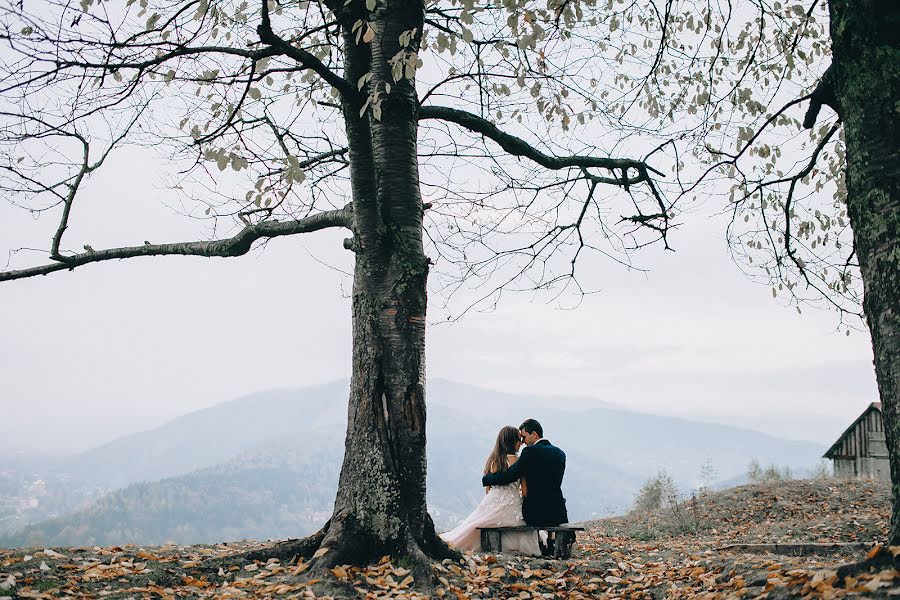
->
<box><xmin>0</xmin><ymin>145</ymin><xmax>879</xmax><ymax>454</ymax></box>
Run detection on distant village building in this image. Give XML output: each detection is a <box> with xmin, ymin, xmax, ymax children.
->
<box><xmin>824</xmin><ymin>402</ymin><xmax>890</xmax><ymax>481</ymax></box>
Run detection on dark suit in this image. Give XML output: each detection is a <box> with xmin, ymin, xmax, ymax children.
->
<box><xmin>481</xmin><ymin>439</ymin><xmax>568</xmax><ymax>526</ymax></box>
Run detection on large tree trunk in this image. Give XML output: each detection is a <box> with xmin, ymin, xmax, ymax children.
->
<box><xmin>297</xmin><ymin>0</ymin><xmax>454</xmax><ymax>574</ymax></box>
<box><xmin>828</xmin><ymin>0</ymin><xmax>900</xmax><ymax>542</ymax></box>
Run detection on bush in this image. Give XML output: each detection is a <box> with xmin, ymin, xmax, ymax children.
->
<box><xmin>698</xmin><ymin>458</ymin><xmax>717</xmax><ymax>495</ymax></box>
<box><xmin>809</xmin><ymin>460</ymin><xmax>831</xmax><ymax>479</ymax></box>
<box><xmin>632</xmin><ymin>471</ymin><xmax>678</xmax><ymax>513</ymax></box>
<box><xmin>628</xmin><ymin>471</ymin><xmax>709</xmax><ymax>538</ymax></box>
<box><xmin>747</xmin><ymin>458</ymin><xmax>793</xmax><ymax>483</ymax></box>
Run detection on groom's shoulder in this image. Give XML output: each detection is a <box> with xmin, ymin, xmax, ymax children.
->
<box><xmin>533</xmin><ymin>440</ymin><xmax>562</xmax><ymax>452</ymax></box>
<box><xmin>541</xmin><ymin>441</ymin><xmax>565</xmax><ymax>456</ymax></box>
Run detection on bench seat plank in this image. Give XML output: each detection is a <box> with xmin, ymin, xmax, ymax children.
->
<box><xmin>476</xmin><ymin>526</ymin><xmax>585</xmax><ymax>532</ymax></box>
<box><xmin>476</xmin><ymin>525</ymin><xmax>585</xmax><ymax>558</ymax></box>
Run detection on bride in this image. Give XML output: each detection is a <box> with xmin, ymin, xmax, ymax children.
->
<box><xmin>440</xmin><ymin>426</ymin><xmax>541</xmax><ymax>555</ymax></box>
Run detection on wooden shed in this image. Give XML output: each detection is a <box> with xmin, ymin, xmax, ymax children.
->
<box><xmin>824</xmin><ymin>402</ymin><xmax>890</xmax><ymax>481</ymax></box>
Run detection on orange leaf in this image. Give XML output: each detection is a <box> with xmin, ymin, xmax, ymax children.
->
<box><xmin>331</xmin><ymin>565</ymin><xmax>349</xmax><ymax>580</ymax></box>
<box><xmin>867</xmin><ymin>543</ymin><xmax>884</xmax><ymax>560</ymax></box>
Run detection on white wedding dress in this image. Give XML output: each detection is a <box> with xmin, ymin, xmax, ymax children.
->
<box><xmin>440</xmin><ymin>458</ymin><xmax>541</xmax><ymax>555</ymax></box>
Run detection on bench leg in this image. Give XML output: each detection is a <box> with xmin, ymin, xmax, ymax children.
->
<box><xmin>553</xmin><ymin>531</ymin><xmax>576</xmax><ymax>559</ymax></box>
<box><xmin>480</xmin><ymin>530</ymin><xmax>502</xmax><ymax>553</ymax></box>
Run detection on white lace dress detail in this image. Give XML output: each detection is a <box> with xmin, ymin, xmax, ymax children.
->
<box><xmin>440</xmin><ymin>467</ymin><xmax>541</xmax><ymax>555</ymax></box>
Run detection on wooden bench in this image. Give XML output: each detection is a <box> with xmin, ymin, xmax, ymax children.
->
<box><xmin>477</xmin><ymin>526</ymin><xmax>586</xmax><ymax>558</ymax></box>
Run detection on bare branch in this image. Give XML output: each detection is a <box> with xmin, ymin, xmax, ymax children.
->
<box><xmin>418</xmin><ymin>105</ymin><xmax>663</xmax><ymax>180</ymax></box>
<box><xmin>0</xmin><ymin>205</ymin><xmax>352</xmax><ymax>282</ymax></box>
<box><xmin>256</xmin><ymin>0</ymin><xmax>354</xmax><ymax>98</ymax></box>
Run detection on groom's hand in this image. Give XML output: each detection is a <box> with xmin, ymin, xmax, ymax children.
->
<box><xmin>482</xmin><ymin>448</ymin><xmax>529</xmax><ymax>486</ymax></box>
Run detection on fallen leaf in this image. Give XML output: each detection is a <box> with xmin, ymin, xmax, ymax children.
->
<box><xmin>867</xmin><ymin>543</ymin><xmax>884</xmax><ymax>560</ymax></box>
<box><xmin>331</xmin><ymin>565</ymin><xmax>349</xmax><ymax>579</ymax></box>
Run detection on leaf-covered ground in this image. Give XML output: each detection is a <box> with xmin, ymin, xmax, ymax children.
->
<box><xmin>2</xmin><ymin>479</ymin><xmax>897</xmax><ymax>598</ymax></box>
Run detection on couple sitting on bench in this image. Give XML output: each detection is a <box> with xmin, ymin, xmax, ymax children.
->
<box><xmin>440</xmin><ymin>419</ymin><xmax>575</xmax><ymax>557</ymax></box>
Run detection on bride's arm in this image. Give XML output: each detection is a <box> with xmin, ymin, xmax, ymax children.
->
<box><xmin>483</xmin><ymin>448</ymin><xmax>530</xmax><ymax>487</ymax></box>
<box><xmin>506</xmin><ymin>454</ymin><xmax>527</xmax><ymax>496</ymax></box>
<box><xmin>506</xmin><ymin>454</ymin><xmax>528</xmax><ymax>498</ymax></box>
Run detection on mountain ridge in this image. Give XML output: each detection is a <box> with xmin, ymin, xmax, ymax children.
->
<box><xmin>0</xmin><ymin>379</ymin><xmax>826</xmax><ymax>547</ymax></box>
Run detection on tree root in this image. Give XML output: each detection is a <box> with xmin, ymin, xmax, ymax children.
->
<box><xmin>834</xmin><ymin>545</ymin><xmax>899</xmax><ymax>584</ymax></box>
<box><xmin>306</xmin><ymin>519</ymin><xmax>446</xmax><ymax>594</ymax></box>
<box><xmin>240</xmin><ymin>526</ymin><xmax>330</xmax><ymax>563</ymax></box>
<box><xmin>198</xmin><ymin>522</ymin><xmax>330</xmax><ymax>575</ymax></box>
<box><xmin>199</xmin><ymin>511</ymin><xmax>461</xmax><ymax>593</ymax></box>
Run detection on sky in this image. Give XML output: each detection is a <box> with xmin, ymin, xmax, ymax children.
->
<box><xmin>0</xmin><ymin>144</ymin><xmax>880</xmax><ymax>455</ymax></box>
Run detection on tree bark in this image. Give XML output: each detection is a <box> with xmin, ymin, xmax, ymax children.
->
<box><xmin>293</xmin><ymin>0</ymin><xmax>456</xmax><ymax>574</ymax></box>
<box><xmin>828</xmin><ymin>0</ymin><xmax>900</xmax><ymax>543</ymax></box>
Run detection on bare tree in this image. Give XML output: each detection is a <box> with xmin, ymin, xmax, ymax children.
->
<box><xmin>665</xmin><ymin>0</ymin><xmax>899</xmax><ymax>546</ymax></box>
<box><xmin>0</xmin><ymin>0</ymin><xmax>670</xmax><ymax>573</ymax></box>
<box><xmin>1</xmin><ymin>0</ymin><xmax>895</xmax><ymax>574</ymax></box>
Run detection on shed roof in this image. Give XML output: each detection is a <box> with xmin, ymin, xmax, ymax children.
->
<box><xmin>823</xmin><ymin>402</ymin><xmax>882</xmax><ymax>459</ymax></box>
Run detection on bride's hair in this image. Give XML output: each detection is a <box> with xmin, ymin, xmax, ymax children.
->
<box><xmin>483</xmin><ymin>426</ymin><xmax>520</xmax><ymax>475</ymax></box>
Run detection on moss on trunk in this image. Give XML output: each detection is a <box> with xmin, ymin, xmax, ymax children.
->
<box><xmin>828</xmin><ymin>0</ymin><xmax>900</xmax><ymax>543</ymax></box>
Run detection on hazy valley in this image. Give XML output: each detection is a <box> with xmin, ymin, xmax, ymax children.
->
<box><xmin>0</xmin><ymin>379</ymin><xmax>827</xmax><ymax>547</ymax></box>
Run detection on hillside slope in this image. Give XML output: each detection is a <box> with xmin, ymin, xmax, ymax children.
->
<box><xmin>590</xmin><ymin>478</ymin><xmax>890</xmax><ymax>544</ymax></box>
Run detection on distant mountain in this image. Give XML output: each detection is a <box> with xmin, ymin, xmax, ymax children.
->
<box><xmin>60</xmin><ymin>381</ymin><xmax>347</xmax><ymax>489</ymax></box>
<box><xmin>0</xmin><ymin>467</ymin><xmax>103</xmax><ymax>537</ymax></box>
<box><xmin>2</xmin><ymin>403</ymin><xmax>640</xmax><ymax>547</ymax></box>
<box><xmin>3</xmin><ymin>435</ymin><xmax>342</xmax><ymax>548</ymax></box>
<box><xmin>56</xmin><ymin>379</ymin><xmax>616</xmax><ymax>488</ymax></box>
<box><xmin>0</xmin><ymin>379</ymin><xmax>826</xmax><ymax>547</ymax></box>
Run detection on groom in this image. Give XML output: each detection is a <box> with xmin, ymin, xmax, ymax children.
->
<box><xmin>481</xmin><ymin>418</ymin><xmax>568</xmax><ymax>527</ymax></box>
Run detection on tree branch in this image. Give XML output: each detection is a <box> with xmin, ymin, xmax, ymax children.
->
<box><xmin>418</xmin><ymin>105</ymin><xmax>663</xmax><ymax>179</ymax></box>
<box><xmin>803</xmin><ymin>63</ymin><xmax>839</xmax><ymax>129</ymax></box>
<box><xmin>256</xmin><ymin>0</ymin><xmax>354</xmax><ymax>98</ymax></box>
<box><xmin>0</xmin><ymin>205</ymin><xmax>352</xmax><ymax>282</ymax></box>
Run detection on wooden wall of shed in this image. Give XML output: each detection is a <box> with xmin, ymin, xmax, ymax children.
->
<box><xmin>832</xmin><ymin>457</ymin><xmax>890</xmax><ymax>480</ymax></box>
<box><xmin>830</xmin><ymin>408</ymin><xmax>884</xmax><ymax>459</ymax></box>
<box><xmin>828</xmin><ymin>408</ymin><xmax>890</xmax><ymax>481</ymax></box>
<box><xmin>860</xmin><ymin>457</ymin><xmax>891</xmax><ymax>481</ymax></box>
<box><xmin>834</xmin><ymin>459</ymin><xmax>856</xmax><ymax>477</ymax></box>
